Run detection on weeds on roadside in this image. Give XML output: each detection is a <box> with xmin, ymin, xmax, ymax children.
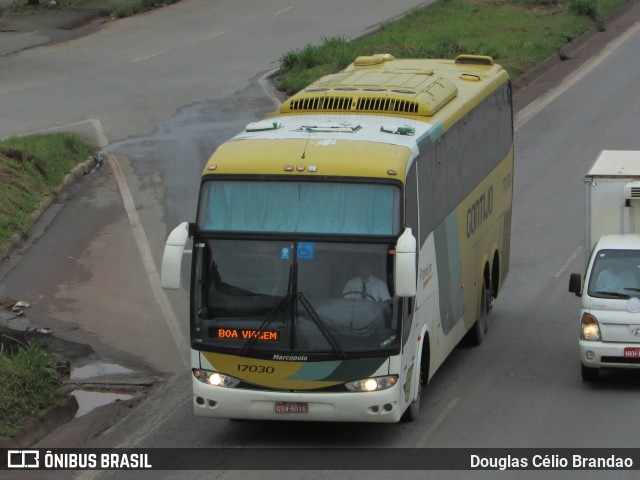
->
<box><xmin>277</xmin><ymin>0</ymin><xmax>628</xmax><ymax>95</ymax></box>
<box><xmin>0</xmin><ymin>339</ymin><xmax>66</xmax><ymax>437</ymax></box>
<box><xmin>0</xmin><ymin>133</ymin><xmax>92</xmax><ymax>250</ymax></box>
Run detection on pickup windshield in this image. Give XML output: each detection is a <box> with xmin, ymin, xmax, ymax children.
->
<box><xmin>588</xmin><ymin>249</ymin><xmax>640</xmax><ymax>299</ymax></box>
<box><xmin>191</xmin><ymin>239</ymin><xmax>400</xmax><ymax>356</ymax></box>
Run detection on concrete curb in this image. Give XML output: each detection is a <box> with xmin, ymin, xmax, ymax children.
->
<box><xmin>0</xmin><ymin>395</ymin><xmax>79</xmax><ymax>448</ymax></box>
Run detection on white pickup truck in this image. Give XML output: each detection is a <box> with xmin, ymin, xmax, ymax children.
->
<box><xmin>569</xmin><ymin>151</ymin><xmax>640</xmax><ymax>381</ymax></box>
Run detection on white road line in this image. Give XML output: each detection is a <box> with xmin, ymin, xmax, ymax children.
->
<box><xmin>106</xmin><ymin>151</ymin><xmax>189</xmax><ymax>365</ymax></box>
<box><xmin>554</xmin><ymin>246</ymin><xmax>583</xmax><ymax>278</ymax></box>
<box><xmin>131</xmin><ymin>52</ymin><xmax>163</xmax><ymax>63</ymax></box>
<box><xmin>208</xmin><ymin>29</ymin><xmax>230</xmax><ymax>38</ymax></box>
<box><xmin>415</xmin><ymin>396</ymin><xmax>461</xmax><ymax>447</ymax></box>
<box><xmin>515</xmin><ymin>20</ymin><xmax>640</xmax><ymax>131</ymax></box>
<box><xmin>80</xmin><ymin>119</ymin><xmax>189</xmax><ymax>366</ymax></box>
<box><xmin>276</xmin><ymin>6</ymin><xmax>294</xmax><ymax>15</ymax></box>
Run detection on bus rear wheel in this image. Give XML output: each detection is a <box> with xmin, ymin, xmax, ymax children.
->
<box><xmin>466</xmin><ymin>285</ymin><xmax>489</xmax><ymax>346</ymax></box>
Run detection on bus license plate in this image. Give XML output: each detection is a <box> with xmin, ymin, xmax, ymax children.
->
<box><xmin>624</xmin><ymin>348</ymin><xmax>640</xmax><ymax>358</ymax></box>
<box><xmin>275</xmin><ymin>402</ymin><xmax>308</xmax><ymax>414</ymax></box>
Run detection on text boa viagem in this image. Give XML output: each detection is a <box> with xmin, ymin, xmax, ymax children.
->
<box><xmin>471</xmin><ymin>454</ymin><xmax>633</xmax><ymax>470</ymax></box>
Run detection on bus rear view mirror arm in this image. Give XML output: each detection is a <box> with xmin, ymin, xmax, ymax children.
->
<box><xmin>394</xmin><ymin>227</ymin><xmax>417</xmax><ymax>297</ymax></box>
<box><xmin>161</xmin><ymin>222</ymin><xmax>191</xmax><ymax>289</ymax></box>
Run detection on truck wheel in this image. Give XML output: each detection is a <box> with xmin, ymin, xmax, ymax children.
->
<box><xmin>581</xmin><ymin>364</ymin><xmax>599</xmax><ymax>382</ymax></box>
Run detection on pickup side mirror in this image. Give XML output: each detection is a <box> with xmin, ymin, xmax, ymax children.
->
<box><xmin>394</xmin><ymin>227</ymin><xmax>417</xmax><ymax>297</ymax></box>
<box><xmin>568</xmin><ymin>273</ymin><xmax>582</xmax><ymax>297</ymax></box>
<box><xmin>161</xmin><ymin>222</ymin><xmax>191</xmax><ymax>289</ymax></box>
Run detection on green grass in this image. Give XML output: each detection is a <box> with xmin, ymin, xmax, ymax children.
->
<box><xmin>276</xmin><ymin>0</ymin><xmax>629</xmax><ymax>95</ymax></box>
<box><xmin>0</xmin><ymin>340</ymin><xmax>66</xmax><ymax>437</ymax></box>
<box><xmin>0</xmin><ymin>133</ymin><xmax>93</xmax><ymax>249</ymax></box>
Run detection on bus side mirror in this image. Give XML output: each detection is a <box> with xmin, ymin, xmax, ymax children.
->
<box><xmin>161</xmin><ymin>222</ymin><xmax>191</xmax><ymax>289</ymax></box>
<box><xmin>394</xmin><ymin>227</ymin><xmax>417</xmax><ymax>297</ymax></box>
<box><xmin>568</xmin><ymin>273</ymin><xmax>582</xmax><ymax>297</ymax></box>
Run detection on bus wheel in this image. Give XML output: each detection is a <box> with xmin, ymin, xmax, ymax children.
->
<box><xmin>581</xmin><ymin>364</ymin><xmax>599</xmax><ymax>382</ymax></box>
<box><xmin>401</xmin><ymin>353</ymin><xmax>426</xmax><ymax>422</ymax></box>
<box><xmin>466</xmin><ymin>286</ymin><xmax>489</xmax><ymax>346</ymax></box>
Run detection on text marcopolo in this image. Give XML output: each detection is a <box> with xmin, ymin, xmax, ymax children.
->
<box><xmin>470</xmin><ymin>454</ymin><xmax>634</xmax><ymax>470</ymax></box>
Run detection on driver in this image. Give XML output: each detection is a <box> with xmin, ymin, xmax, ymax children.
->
<box><xmin>342</xmin><ymin>260</ymin><xmax>391</xmax><ymax>302</ymax></box>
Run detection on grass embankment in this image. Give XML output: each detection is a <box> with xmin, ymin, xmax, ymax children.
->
<box><xmin>277</xmin><ymin>0</ymin><xmax>628</xmax><ymax>95</ymax></box>
<box><xmin>0</xmin><ymin>133</ymin><xmax>93</xmax><ymax>250</ymax></box>
<box><xmin>0</xmin><ymin>340</ymin><xmax>66</xmax><ymax>437</ymax></box>
<box><xmin>0</xmin><ymin>133</ymin><xmax>89</xmax><ymax>437</ymax></box>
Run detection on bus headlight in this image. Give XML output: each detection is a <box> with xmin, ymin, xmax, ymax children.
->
<box><xmin>344</xmin><ymin>375</ymin><xmax>398</xmax><ymax>392</ymax></box>
<box><xmin>193</xmin><ymin>369</ymin><xmax>241</xmax><ymax>388</ymax></box>
<box><xmin>581</xmin><ymin>313</ymin><xmax>601</xmax><ymax>341</ymax></box>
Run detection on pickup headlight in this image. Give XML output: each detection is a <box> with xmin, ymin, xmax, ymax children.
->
<box><xmin>581</xmin><ymin>313</ymin><xmax>601</xmax><ymax>341</ymax></box>
<box><xmin>193</xmin><ymin>369</ymin><xmax>241</xmax><ymax>388</ymax></box>
<box><xmin>345</xmin><ymin>375</ymin><xmax>398</xmax><ymax>392</ymax></box>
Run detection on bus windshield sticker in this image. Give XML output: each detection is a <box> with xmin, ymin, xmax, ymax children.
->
<box><xmin>298</xmin><ymin>242</ymin><xmax>315</xmax><ymax>260</ymax></box>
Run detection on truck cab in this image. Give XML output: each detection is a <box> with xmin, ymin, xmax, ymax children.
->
<box><xmin>570</xmin><ymin>235</ymin><xmax>640</xmax><ymax>381</ymax></box>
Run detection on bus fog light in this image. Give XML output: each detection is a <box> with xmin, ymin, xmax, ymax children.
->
<box><xmin>345</xmin><ymin>375</ymin><xmax>398</xmax><ymax>392</ymax></box>
<box><xmin>585</xmin><ymin>350</ymin><xmax>595</xmax><ymax>361</ymax></box>
<box><xmin>193</xmin><ymin>368</ymin><xmax>241</xmax><ymax>388</ymax></box>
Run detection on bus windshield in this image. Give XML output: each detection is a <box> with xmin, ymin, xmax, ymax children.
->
<box><xmin>197</xmin><ymin>180</ymin><xmax>400</xmax><ymax>235</ymax></box>
<box><xmin>192</xmin><ymin>239</ymin><xmax>400</xmax><ymax>356</ymax></box>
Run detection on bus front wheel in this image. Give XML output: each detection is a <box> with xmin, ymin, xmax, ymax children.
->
<box><xmin>401</xmin><ymin>348</ymin><xmax>427</xmax><ymax>422</ymax></box>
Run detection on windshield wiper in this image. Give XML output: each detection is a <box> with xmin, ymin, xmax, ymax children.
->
<box><xmin>297</xmin><ymin>292</ymin><xmax>345</xmax><ymax>358</ymax></box>
<box><xmin>240</xmin><ymin>264</ymin><xmax>293</xmax><ymax>354</ymax></box>
<box><xmin>594</xmin><ymin>291</ymin><xmax>630</xmax><ymax>299</ymax></box>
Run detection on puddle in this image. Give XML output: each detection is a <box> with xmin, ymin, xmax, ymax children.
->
<box><xmin>71</xmin><ymin>390</ymin><xmax>134</xmax><ymax>418</ymax></box>
<box><xmin>69</xmin><ymin>361</ymin><xmax>137</xmax><ymax>417</ymax></box>
<box><xmin>71</xmin><ymin>361</ymin><xmax>133</xmax><ymax>380</ymax></box>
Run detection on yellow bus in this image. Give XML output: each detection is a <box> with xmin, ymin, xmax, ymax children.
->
<box><xmin>161</xmin><ymin>53</ymin><xmax>513</xmax><ymax>422</ymax></box>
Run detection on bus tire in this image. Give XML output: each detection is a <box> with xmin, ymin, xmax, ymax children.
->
<box><xmin>401</xmin><ymin>347</ymin><xmax>427</xmax><ymax>422</ymax></box>
<box><xmin>466</xmin><ymin>285</ymin><xmax>489</xmax><ymax>346</ymax></box>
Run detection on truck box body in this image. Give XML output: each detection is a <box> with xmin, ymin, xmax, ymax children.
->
<box><xmin>585</xmin><ymin>150</ymin><xmax>640</xmax><ymax>251</ymax></box>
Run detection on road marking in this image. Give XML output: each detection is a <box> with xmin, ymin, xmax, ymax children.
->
<box><xmin>276</xmin><ymin>6</ymin><xmax>294</xmax><ymax>15</ymax></box>
<box><xmin>415</xmin><ymin>396</ymin><xmax>460</xmax><ymax>447</ymax></box>
<box><xmin>131</xmin><ymin>52</ymin><xmax>163</xmax><ymax>63</ymax></box>
<box><xmin>80</xmin><ymin>119</ymin><xmax>189</xmax><ymax>366</ymax></box>
<box><xmin>515</xmin><ymin>20</ymin><xmax>640</xmax><ymax>131</ymax></box>
<box><xmin>554</xmin><ymin>245</ymin><xmax>583</xmax><ymax>278</ymax></box>
<box><xmin>208</xmin><ymin>29</ymin><xmax>230</xmax><ymax>38</ymax></box>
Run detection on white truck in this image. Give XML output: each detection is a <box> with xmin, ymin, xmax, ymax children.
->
<box><xmin>569</xmin><ymin>150</ymin><xmax>640</xmax><ymax>381</ymax></box>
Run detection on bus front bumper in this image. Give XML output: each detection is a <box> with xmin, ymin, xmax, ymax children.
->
<box><xmin>192</xmin><ymin>377</ymin><xmax>405</xmax><ymax>423</ymax></box>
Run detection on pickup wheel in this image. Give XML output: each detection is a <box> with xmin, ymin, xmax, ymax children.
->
<box><xmin>581</xmin><ymin>363</ymin><xmax>599</xmax><ymax>382</ymax></box>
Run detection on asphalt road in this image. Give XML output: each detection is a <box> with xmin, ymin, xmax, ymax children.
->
<box><xmin>2</xmin><ymin>1</ymin><xmax>640</xmax><ymax>479</ymax></box>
